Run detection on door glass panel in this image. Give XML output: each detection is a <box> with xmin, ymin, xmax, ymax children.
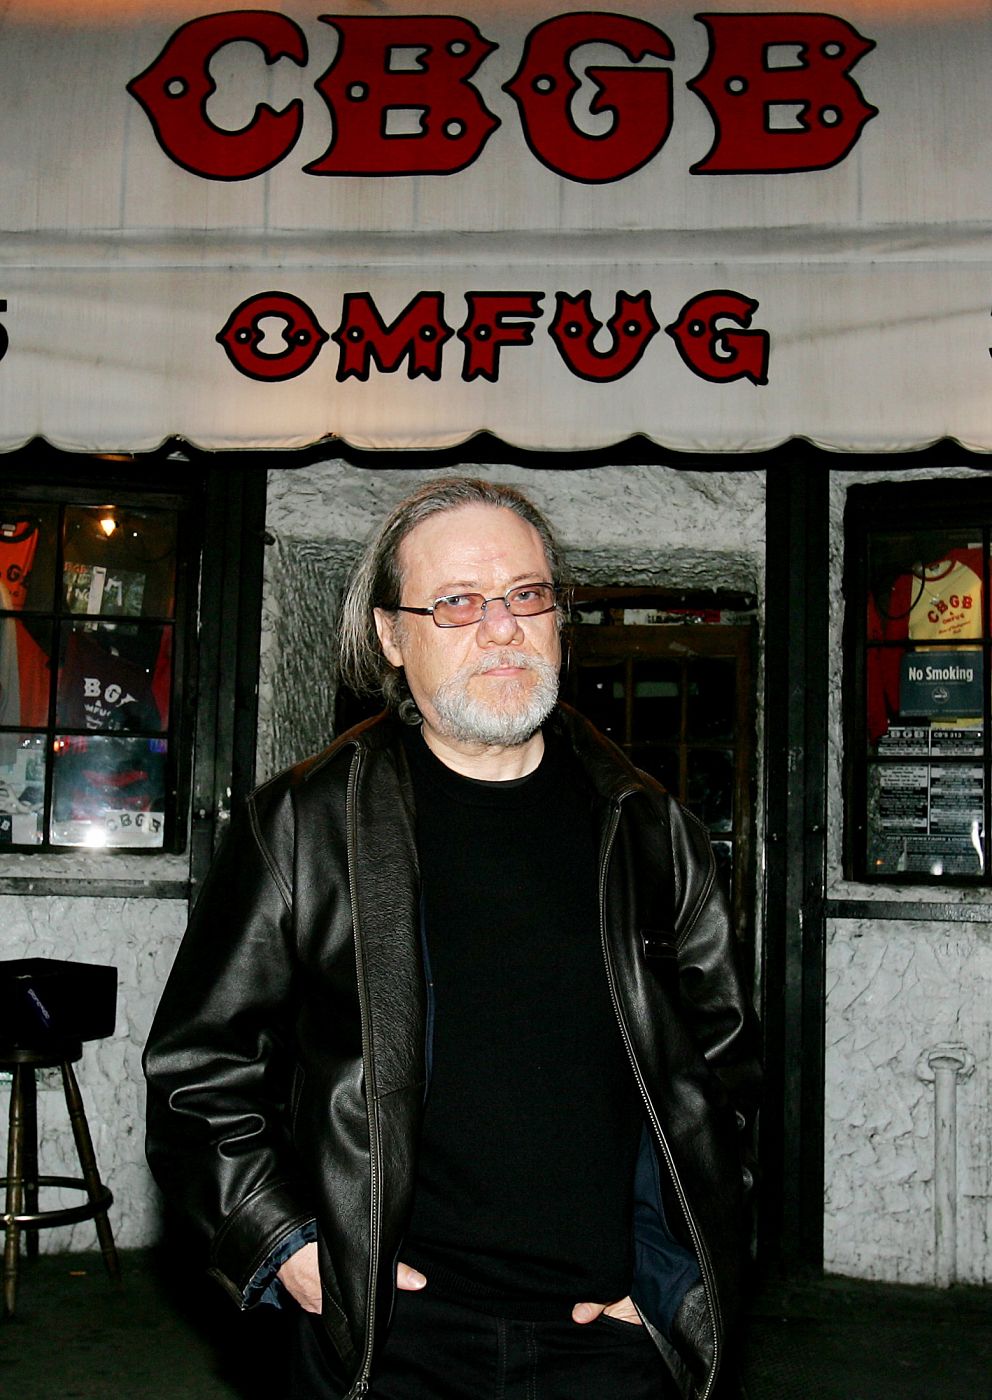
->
<box><xmin>565</xmin><ymin>611</ymin><xmax>751</xmax><ymax>938</ymax></box>
<box><xmin>573</xmin><ymin>660</ymin><xmax>625</xmax><ymax>740</ymax></box>
<box><xmin>631</xmin><ymin>660</ymin><xmax>680</xmax><ymax>740</ymax></box>
<box><xmin>711</xmin><ymin>839</ymin><xmax>734</xmax><ymax>898</ymax></box>
<box><xmin>630</xmin><ymin>743</ymin><xmax>679</xmax><ymax>793</ymax></box>
<box><xmin>686</xmin><ymin>659</ymin><xmax>736</xmax><ymax>740</ymax></box>
<box><xmin>686</xmin><ymin>749</ymin><xmax>735</xmax><ymax>832</ymax></box>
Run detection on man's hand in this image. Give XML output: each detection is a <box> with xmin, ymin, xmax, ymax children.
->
<box><xmin>278</xmin><ymin>1242</ymin><xmax>322</xmax><ymax>1313</ymax></box>
<box><xmin>278</xmin><ymin>1247</ymin><xmax>427</xmax><ymax>1314</ymax></box>
<box><xmin>397</xmin><ymin>1262</ymin><xmax>427</xmax><ymax>1291</ymax></box>
<box><xmin>572</xmin><ymin>1295</ymin><xmax>643</xmax><ymax>1326</ymax></box>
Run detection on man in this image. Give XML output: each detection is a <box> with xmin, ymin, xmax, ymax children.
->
<box><xmin>144</xmin><ymin>477</ymin><xmax>760</xmax><ymax>1400</ymax></box>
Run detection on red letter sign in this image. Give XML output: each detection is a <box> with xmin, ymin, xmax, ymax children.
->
<box><xmin>549</xmin><ymin>292</ymin><xmax>659</xmax><ymax>381</ymax></box>
<box><xmin>504</xmin><ymin>14</ymin><xmax>673</xmax><ymax>183</ymax></box>
<box><xmin>459</xmin><ymin>294</ymin><xmax>544</xmax><ymax>382</ymax></box>
<box><xmin>689</xmin><ymin>13</ymin><xmax>877</xmax><ymax>173</ymax></box>
<box><xmin>308</xmin><ymin>17</ymin><xmax>498</xmax><ymax>176</ymax></box>
<box><xmin>333</xmin><ymin>293</ymin><xmax>453</xmax><ymax>380</ymax></box>
<box><xmin>666</xmin><ymin>292</ymin><xmax>769</xmax><ymax>384</ymax></box>
<box><xmin>217</xmin><ymin>293</ymin><xmax>328</xmax><ymax>380</ymax></box>
<box><xmin>127</xmin><ymin>11</ymin><xmax>308</xmax><ymax>180</ymax></box>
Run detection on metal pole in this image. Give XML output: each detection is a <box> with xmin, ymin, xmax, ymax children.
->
<box><xmin>918</xmin><ymin>1043</ymin><xmax>975</xmax><ymax>1287</ymax></box>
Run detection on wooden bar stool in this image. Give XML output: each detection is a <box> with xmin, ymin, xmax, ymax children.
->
<box><xmin>0</xmin><ymin>958</ymin><xmax>120</xmax><ymax>1317</ymax></box>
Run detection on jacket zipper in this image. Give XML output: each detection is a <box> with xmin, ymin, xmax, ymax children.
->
<box><xmin>345</xmin><ymin>749</ymin><xmax>380</xmax><ymax>1400</ymax></box>
<box><xmin>598</xmin><ymin>797</ymin><xmax>721</xmax><ymax>1400</ymax></box>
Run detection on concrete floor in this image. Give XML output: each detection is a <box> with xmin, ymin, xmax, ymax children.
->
<box><xmin>741</xmin><ymin>1273</ymin><xmax>992</xmax><ymax>1400</ymax></box>
<box><xmin>1</xmin><ymin>1249</ymin><xmax>991</xmax><ymax>1399</ymax></box>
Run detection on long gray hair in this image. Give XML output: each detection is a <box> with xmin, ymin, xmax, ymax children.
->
<box><xmin>339</xmin><ymin>477</ymin><xmax>568</xmax><ymax>716</ymax></box>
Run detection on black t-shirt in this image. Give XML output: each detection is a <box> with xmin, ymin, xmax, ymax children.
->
<box><xmin>400</xmin><ymin>723</ymin><xmax>643</xmax><ymax>1319</ymax></box>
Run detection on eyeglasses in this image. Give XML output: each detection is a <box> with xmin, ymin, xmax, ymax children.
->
<box><xmin>395</xmin><ymin>582</ymin><xmax>558</xmax><ymax>628</ymax></box>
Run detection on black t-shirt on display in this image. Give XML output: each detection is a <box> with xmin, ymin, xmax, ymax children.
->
<box><xmin>400</xmin><ymin>723</ymin><xmax>643</xmax><ymax>1319</ymax></box>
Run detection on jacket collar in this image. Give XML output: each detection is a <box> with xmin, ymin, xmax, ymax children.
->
<box><xmin>549</xmin><ymin>703</ymin><xmax>647</xmax><ymax>805</ymax></box>
<box><xmin>349</xmin><ymin>703</ymin><xmax>647</xmax><ymax>807</ymax></box>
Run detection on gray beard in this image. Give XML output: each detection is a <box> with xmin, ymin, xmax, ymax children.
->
<box><xmin>429</xmin><ymin>651</ymin><xmax>559</xmax><ymax>747</ymax></box>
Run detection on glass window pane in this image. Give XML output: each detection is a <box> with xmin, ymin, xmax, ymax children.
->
<box><xmin>629</xmin><ymin>743</ymin><xmax>679</xmax><ymax>794</ymax></box>
<box><xmin>0</xmin><ymin>618</ymin><xmax>52</xmax><ymax>728</ymax></box>
<box><xmin>62</xmin><ymin>506</ymin><xmax>177</xmax><ymax>618</ymax></box>
<box><xmin>573</xmin><ymin>660</ymin><xmax>625</xmax><ymax>740</ymax></box>
<box><xmin>867</xmin><ymin>761</ymin><xmax>984</xmax><ymax>877</ymax></box>
<box><xmin>868</xmin><ymin>531</ymin><xmax>984</xmax><ymax>642</ymax></box>
<box><xmin>869</xmin><ymin>646</ymin><xmax>983</xmax><ymax>749</ymax></box>
<box><xmin>50</xmin><ymin>735</ymin><xmax>167</xmax><ymax>848</ymax></box>
<box><xmin>899</xmin><ymin>649</ymin><xmax>982</xmax><ymax>719</ymax></box>
<box><xmin>56</xmin><ymin>623</ymin><xmax>171</xmax><ymax>733</ymax></box>
<box><xmin>0</xmin><ymin>733</ymin><xmax>46</xmax><ymax>846</ymax></box>
<box><xmin>0</xmin><ymin>505</ymin><xmax>58</xmax><ymax>612</ymax></box>
<box><xmin>686</xmin><ymin>749</ymin><xmax>735</xmax><ymax>832</ymax></box>
<box><xmin>686</xmin><ymin>659</ymin><xmax>736</xmax><ymax>740</ymax></box>
<box><xmin>875</xmin><ymin>723</ymin><xmax>985</xmax><ymax>765</ymax></box>
<box><xmin>866</xmin><ymin>646</ymin><xmax>900</xmax><ymax>747</ymax></box>
<box><xmin>630</xmin><ymin>659</ymin><xmax>681</xmax><ymax>740</ymax></box>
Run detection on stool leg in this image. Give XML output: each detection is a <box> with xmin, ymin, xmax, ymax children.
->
<box><xmin>60</xmin><ymin>1061</ymin><xmax>121</xmax><ymax>1283</ymax></box>
<box><xmin>21</xmin><ymin>1068</ymin><xmax>39</xmax><ymax>1262</ymax></box>
<box><xmin>3</xmin><ymin>1064</ymin><xmax>26</xmax><ymax>1318</ymax></box>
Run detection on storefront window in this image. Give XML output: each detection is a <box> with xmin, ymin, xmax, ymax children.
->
<box><xmin>846</xmin><ymin>484</ymin><xmax>992</xmax><ymax>882</ymax></box>
<box><xmin>0</xmin><ymin>496</ymin><xmax>186</xmax><ymax>851</ymax></box>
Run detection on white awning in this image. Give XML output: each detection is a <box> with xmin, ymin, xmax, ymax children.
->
<box><xmin>0</xmin><ymin>0</ymin><xmax>989</xmax><ymax>454</ymax></box>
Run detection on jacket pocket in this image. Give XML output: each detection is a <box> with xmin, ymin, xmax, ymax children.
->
<box><xmin>640</xmin><ymin>928</ymin><xmax>678</xmax><ymax>982</ymax></box>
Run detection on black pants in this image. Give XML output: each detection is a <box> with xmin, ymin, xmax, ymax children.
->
<box><xmin>289</xmin><ymin>1288</ymin><xmax>676</xmax><ymax>1400</ymax></box>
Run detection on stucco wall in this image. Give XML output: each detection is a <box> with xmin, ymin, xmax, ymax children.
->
<box><xmin>825</xmin><ymin>916</ymin><xmax>992</xmax><ymax>1284</ymax></box>
<box><xmin>823</xmin><ymin>467</ymin><xmax>992</xmax><ymax>1285</ymax></box>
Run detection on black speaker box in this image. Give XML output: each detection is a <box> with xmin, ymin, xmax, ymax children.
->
<box><xmin>0</xmin><ymin>958</ymin><xmax>117</xmax><ymax>1049</ymax></box>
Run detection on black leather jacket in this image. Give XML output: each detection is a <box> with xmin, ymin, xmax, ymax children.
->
<box><xmin>144</xmin><ymin>706</ymin><xmax>760</xmax><ymax>1400</ymax></box>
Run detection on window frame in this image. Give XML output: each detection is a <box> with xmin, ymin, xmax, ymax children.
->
<box><xmin>0</xmin><ymin>474</ymin><xmax>199</xmax><ymax>857</ymax></box>
<box><xmin>844</xmin><ymin>477</ymin><xmax>992</xmax><ymax>885</ymax></box>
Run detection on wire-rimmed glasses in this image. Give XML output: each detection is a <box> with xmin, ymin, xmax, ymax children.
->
<box><xmin>395</xmin><ymin>582</ymin><xmax>558</xmax><ymax>628</ymax></box>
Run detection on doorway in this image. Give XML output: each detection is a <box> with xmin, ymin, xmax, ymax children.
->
<box><xmin>562</xmin><ymin>587</ymin><xmax>758</xmax><ymax>956</ymax></box>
